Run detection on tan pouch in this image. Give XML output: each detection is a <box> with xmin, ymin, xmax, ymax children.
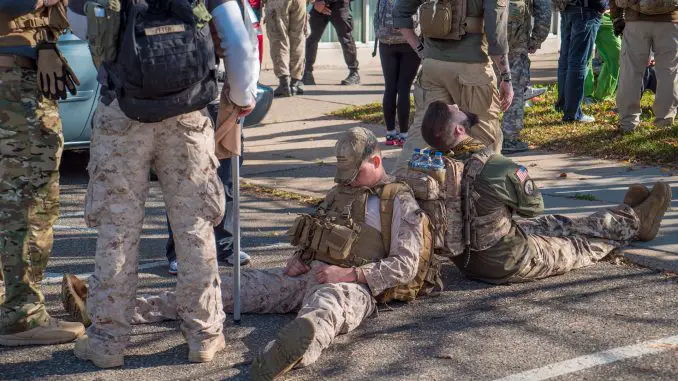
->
<box><xmin>287</xmin><ymin>214</ymin><xmax>311</xmax><ymax>247</ymax></box>
<box><xmin>419</xmin><ymin>200</ymin><xmax>446</xmax><ymax>251</ymax></box>
<box><xmin>444</xmin><ymin>160</ymin><xmax>465</xmax><ymax>199</ymax></box>
<box><xmin>404</xmin><ymin>169</ymin><xmax>443</xmax><ymax>200</ymax></box>
<box><xmin>322</xmin><ymin>224</ymin><xmax>359</xmax><ymax>261</ymax></box>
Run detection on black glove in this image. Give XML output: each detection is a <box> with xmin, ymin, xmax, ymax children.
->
<box><xmin>36</xmin><ymin>42</ymin><xmax>80</xmax><ymax>100</ymax></box>
<box><xmin>613</xmin><ymin>18</ymin><xmax>625</xmax><ymax>37</ymax></box>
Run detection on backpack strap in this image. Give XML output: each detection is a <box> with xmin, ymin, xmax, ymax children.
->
<box><xmin>378</xmin><ymin>182</ymin><xmax>412</xmax><ymax>252</ymax></box>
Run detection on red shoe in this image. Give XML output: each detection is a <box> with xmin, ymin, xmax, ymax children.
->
<box><xmin>396</xmin><ymin>136</ymin><xmax>407</xmax><ymax>147</ymax></box>
<box><xmin>385</xmin><ymin>135</ymin><xmax>398</xmax><ymax>146</ymax></box>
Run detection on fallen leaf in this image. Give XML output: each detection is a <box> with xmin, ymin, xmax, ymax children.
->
<box><xmin>434</xmin><ymin>354</ymin><xmax>455</xmax><ymax>359</ymax></box>
<box><xmin>559</xmin><ymin>172</ymin><xmax>567</xmax><ymax>178</ymax></box>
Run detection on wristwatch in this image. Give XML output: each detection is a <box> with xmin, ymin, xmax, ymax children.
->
<box><xmin>500</xmin><ymin>71</ymin><xmax>512</xmax><ymax>83</ymax></box>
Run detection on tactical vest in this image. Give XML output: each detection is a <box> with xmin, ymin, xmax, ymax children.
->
<box><xmin>418</xmin><ymin>0</ymin><xmax>484</xmax><ymax>40</ymax></box>
<box><xmin>287</xmin><ymin>180</ymin><xmax>442</xmax><ymax>303</ymax></box>
<box><xmin>0</xmin><ymin>2</ymin><xmax>69</xmax><ymax>48</ymax></box>
<box><xmin>615</xmin><ymin>0</ymin><xmax>678</xmax><ymax>14</ymax></box>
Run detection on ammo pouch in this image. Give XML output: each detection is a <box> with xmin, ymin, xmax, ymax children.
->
<box><xmin>419</xmin><ymin>0</ymin><xmax>483</xmax><ymax>40</ymax></box>
<box><xmin>287</xmin><ymin>214</ymin><xmax>361</xmax><ymax>267</ymax></box>
<box><xmin>84</xmin><ymin>0</ymin><xmax>121</xmax><ymax>69</ymax></box>
<box><xmin>470</xmin><ymin>207</ymin><xmax>512</xmax><ymax>251</ymax></box>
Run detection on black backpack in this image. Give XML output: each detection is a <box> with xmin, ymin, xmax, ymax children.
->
<box><xmin>105</xmin><ymin>0</ymin><xmax>217</xmax><ymax>123</ymax></box>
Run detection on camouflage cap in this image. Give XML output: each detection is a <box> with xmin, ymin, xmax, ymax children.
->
<box><xmin>334</xmin><ymin>127</ymin><xmax>378</xmax><ymax>184</ymax></box>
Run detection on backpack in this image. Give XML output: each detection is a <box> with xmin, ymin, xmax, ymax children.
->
<box><xmin>616</xmin><ymin>0</ymin><xmax>678</xmax><ymax>14</ymax></box>
<box><xmin>102</xmin><ymin>0</ymin><xmax>218</xmax><ymax>122</ymax></box>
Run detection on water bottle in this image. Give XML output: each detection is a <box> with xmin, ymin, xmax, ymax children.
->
<box><xmin>431</xmin><ymin>152</ymin><xmax>445</xmax><ymax>169</ymax></box>
<box><xmin>409</xmin><ymin>148</ymin><xmax>422</xmax><ymax>169</ymax></box>
<box><xmin>430</xmin><ymin>151</ymin><xmax>446</xmax><ymax>183</ymax></box>
<box><xmin>418</xmin><ymin>150</ymin><xmax>432</xmax><ymax>170</ymax></box>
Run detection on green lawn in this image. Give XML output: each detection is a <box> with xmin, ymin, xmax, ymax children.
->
<box><xmin>330</xmin><ymin>86</ymin><xmax>678</xmax><ymax>166</ymax></box>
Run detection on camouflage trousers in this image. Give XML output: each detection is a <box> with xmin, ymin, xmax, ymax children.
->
<box><xmin>265</xmin><ymin>0</ymin><xmax>308</xmax><ymax>79</ymax></box>
<box><xmin>85</xmin><ymin>100</ymin><xmax>226</xmax><ymax>355</ymax></box>
<box><xmin>130</xmin><ymin>261</ymin><xmax>376</xmax><ymax>367</ymax></box>
<box><xmin>512</xmin><ymin>205</ymin><xmax>640</xmax><ymax>281</ymax></box>
<box><xmin>0</xmin><ymin>66</ymin><xmax>63</xmax><ymax>335</ymax></box>
<box><xmin>502</xmin><ymin>53</ymin><xmax>530</xmax><ymax>140</ymax></box>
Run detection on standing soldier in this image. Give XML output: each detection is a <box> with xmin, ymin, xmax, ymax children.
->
<box><xmin>0</xmin><ymin>0</ymin><xmax>86</xmax><ymax>346</ymax></box>
<box><xmin>265</xmin><ymin>0</ymin><xmax>308</xmax><ymax>97</ymax></box>
<box><xmin>392</xmin><ymin>0</ymin><xmax>514</xmax><ymax>175</ymax></box>
<box><xmin>303</xmin><ymin>0</ymin><xmax>361</xmax><ymax>86</ymax></box>
<box><xmin>501</xmin><ymin>0</ymin><xmax>551</xmax><ymax>154</ymax></box>
<box><xmin>67</xmin><ymin>0</ymin><xmax>257</xmax><ymax>368</ymax></box>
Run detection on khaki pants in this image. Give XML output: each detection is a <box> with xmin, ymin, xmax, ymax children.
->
<box><xmin>130</xmin><ymin>262</ymin><xmax>376</xmax><ymax>367</ymax></box>
<box><xmin>394</xmin><ymin>59</ymin><xmax>503</xmax><ymax>175</ymax></box>
<box><xmin>265</xmin><ymin>0</ymin><xmax>308</xmax><ymax>79</ymax></box>
<box><xmin>84</xmin><ymin>101</ymin><xmax>226</xmax><ymax>355</ymax></box>
<box><xmin>617</xmin><ymin>21</ymin><xmax>678</xmax><ymax>130</ymax></box>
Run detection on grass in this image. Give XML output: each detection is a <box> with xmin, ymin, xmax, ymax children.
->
<box><xmin>240</xmin><ymin>181</ymin><xmax>323</xmax><ymax>207</ymax></box>
<box><xmin>330</xmin><ymin>86</ymin><xmax>678</xmax><ymax>166</ymax></box>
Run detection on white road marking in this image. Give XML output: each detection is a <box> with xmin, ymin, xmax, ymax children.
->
<box><xmin>58</xmin><ymin>211</ymin><xmax>85</xmax><ymax>219</ymax></box>
<box><xmin>54</xmin><ymin>225</ymin><xmax>95</xmax><ymax>232</ymax></box>
<box><xmin>493</xmin><ymin>334</ymin><xmax>678</xmax><ymax>381</ymax></box>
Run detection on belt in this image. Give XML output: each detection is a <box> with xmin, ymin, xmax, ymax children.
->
<box><xmin>0</xmin><ymin>55</ymin><xmax>37</xmax><ymax>70</ymax></box>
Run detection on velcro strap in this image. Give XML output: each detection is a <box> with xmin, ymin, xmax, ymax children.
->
<box><xmin>9</xmin><ymin>17</ymin><xmax>50</xmax><ymax>30</ymax></box>
<box><xmin>465</xmin><ymin>17</ymin><xmax>484</xmax><ymax>34</ymax></box>
<box><xmin>0</xmin><ymin>55</ymin><xmax>36</xmax><ymax>69</ymax></box>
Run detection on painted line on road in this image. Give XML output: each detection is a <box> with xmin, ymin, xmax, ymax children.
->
<box><xmin>493</xmin><ymin>334</ymin><xmax>678</xmax><ymax>381</ymax></box>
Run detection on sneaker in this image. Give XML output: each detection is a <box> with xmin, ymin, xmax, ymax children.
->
<box><xmin>168</xmin><ymin>260</ymin><xmax>178</xmax><ymax>275</ymax></box>
<box><xmin>340</xmin><ymin>70</ymin><xmax>360</xmax><ymax>86</ymax></box>
<box><xmin>74</xmin><ymin>335</ymin><xmax>124</xmax><ymax>368</ymax></box>
<box><xmin>396</xmin><ymin>134</ymin><xmax>407</xmax><ymax>147</ymax></box>
<box><xmin>302</xmin><ymin>71</ymin><xmax>315</xmax><ymax>86</ymax></box>
<box><xmin>524</xmin><ymin>87</ymin><xmax>546</xmax><ymax>101</ymax></box>
<box><xmin>188</xmin><ymin>334</ymin><xmax>226</xmax><ymax>363</ymax></box>
<box><xmin>0</xmin><ymin>318</ymin><xmax>85</xmax><ymax>346</ymax></box>
<box><xmin>250</xmin><ymin>317</ymin><xmax>315</xmax><ymax>380</ymax></box>
<box><xmin>218</xmin><ymin>250</ymin><xmax>251</xmax><ymax>266</ymax></box>
<box><xmin>62</xmin><ymin>274</ymin><xmax>91</xmax><ymax>327</ymax></box>
<box><xmin>633</xmin><ymin>181</ymin><xmax>672</xmax><ymax>242</ymax></box>
<box><xmin>385</xmin><ymin>133</ymin><xmax>398</xmax><ymax>146</ymax></box>
<box><xmin>623</xmin><ymin>184</ymin><xmax>650</xmax><ymax>207</ymax></box>
<box><xmin>576</xmin><ymin>114</ymin><xmax>595</xmax><ymax>123</ymax></box>
<box><xmin>501</xmin><ymin>139</ymin><xmax>530</xmax><ymax>154</ymax></box>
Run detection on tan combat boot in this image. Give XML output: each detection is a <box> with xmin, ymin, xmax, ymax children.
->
<box><xmin>61</xmin><ymin>274</ymin><xmax>91</xmax><ymax>327</ymax></box>
<box><xmin>633</xmin><ymin>181</ymin><xmax>672</xmax><ymax>241</ymax></box>
<box><xmin>0</xmin><ymin>318</ymin><xmax>85</xmax><ymax>346</ymax></box>
<box><xmin>250</xmin><ymin>317</ymin><xmax>315</xmax><ymax>381</ymax></box>
<box><xmin>74</xmin><ymin>335</ymin><xmax>125</xmax><ymax>368</ymax></box>
<box><xmin>188</xmin><ymin>334</ymin><xmax>226</xmax><ymax>363</ymax></box>
<box><xmin>623</xmin><ymin>184</ymin><xmax>650</xmax><ymax>207</ymax></box>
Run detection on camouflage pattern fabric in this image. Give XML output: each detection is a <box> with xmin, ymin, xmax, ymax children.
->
<box><xmin>265</xmin><ymin>0</ymin><xmax>308</xmax><ymax>79</ymax></box>
<box><xmin>512</xmin><ymin>205</ymin><xmax>640</xmax><ymax>281</ymax></box>
<box><xmin>131</xmin><ymin>262</ymin><xmax>376</xmax><ymax>367</ymax></box>
<box><xmin>502</xmin><ymin>53</ymin><xmax>531</xmax><ymax>139</ymax></box>
<box><xmin>84</xmin><ymin>100</ymin><xmax>226</xmax><ymax>356</ymax></box>
<box><xmin>0</xmin><ymin>66</ymin><xmax>62</xmax><ymax>335</ymax></box>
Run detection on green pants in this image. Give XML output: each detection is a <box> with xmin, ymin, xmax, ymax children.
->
<box><xmin>585</xmin><ymin>13</ymin><xmax>621</xmax><ymax>102</ymax></box>
<box><xmin>0</xmin><ymin>66</ymin><xmax>63</xmax><ymax>334</ymax></box>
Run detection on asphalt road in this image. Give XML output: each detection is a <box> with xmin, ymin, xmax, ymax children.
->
<box><xmin>1</xmin><ymin>152</ymin><xmax>677</xmax><ymax>381</ymax></box>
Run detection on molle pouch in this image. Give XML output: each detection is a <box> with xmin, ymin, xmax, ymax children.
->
<box><xmin>419</xmin><ymin>200</ymin><xmax>446</xmax><ymax>251</ymax></box>
<box><xmin>286</xmin><ymin>214</ymin><xmax>311</xmax><ymax>247</ymax></box>
<box><xmin>192</xmin><ymin>2</ymin><xmax>212</xmax><ymax>29</ymax></box>
<box><xmin>322</xmin><ymin>224</ymin><xmax>359</xmax><ymax>261</ymax></box>
<box><xmin>84</xmin><ymin>0</ymin><xmax>121</xmax><ymax>69</ymax></box>
<box><xmin>419</xmin><ymin>0</ymin><xmax>453</xmax><ymax>38</ymax></box>
<box><xmin>444</xmin><ymin>160</ymin><xmax>464</xmax><ymax>199</ymax></box>
<box><xmin>309</xmin><ymin>219</ymin><xmax>325</xmax><ymax>251</ymax></box>
<box><xmin>404</xmin><ymin>169</ymin><xmax>442</xmax><ymax>200</ymax></box>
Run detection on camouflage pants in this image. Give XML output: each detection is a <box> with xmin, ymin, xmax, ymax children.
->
<box><xmin>265</xmin><ymin>0</ymin><xmax>308</xmax><ymax>79</ymax></box>
<box><xmin>0</xmin><ymin>66</ymin><xmax>62</xmax><ymax>334</ymax></box>
<box><xmin>502</xmin><ymin>53</ymin><xmax>530</xmax><ymax>140</ymax></box>
<box><xmin>512</xmin><ymin>205</ymin><xmax>640</xmax><ymax>281</ymax></box>
<box><xmin>85</xmin><ymin>100</ymin><xmax>226</xmax><ymax>355</ymax></box>
<box><xmin>130</xmin><ymin>261</ymin><xmax>376</xmax><ymax>367</ymax></box>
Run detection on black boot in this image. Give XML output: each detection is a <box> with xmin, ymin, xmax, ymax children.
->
<box><xmin>302</xmin><ymin>71</ymin><xmax>316</xmax><ymax>86</ymax></box>
<box><xmin>290</xmin><ymin>79</ymin><xmax>304</xmax><ymax>95</ymax></box>
<box><xmin>274</xmin><ymin>76</ymin><xmax>292</xmax><ymax>97</ymax></box>
<box><xmin>341</xmin><ymin>69</ymin><xmax>360</xmax><ymax>85</ymax></box>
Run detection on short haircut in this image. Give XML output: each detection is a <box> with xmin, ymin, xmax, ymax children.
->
<box><xmin>421</xmin><ymin>101</ymin><xmax>479</xmax><ymax>151</ymax></box>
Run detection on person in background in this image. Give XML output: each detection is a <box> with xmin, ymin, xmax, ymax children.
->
<box><xmin>583</xmin><ymin>8</ymin><xmax>621</xmax><ymax>103</ymax></box>
<box><xmin>553</xmin><ymin>0</ymin><xmax>605</xmax><ymax>123</ymax></box>
<box><xmin>373</xmin><ymin>0</ymin><xmax>421</xmax><ymax>147</ymax></box>
<box><xmin>265</xmin><ymin>0</ymin><xmax>308</xmax><ymax>97</ymax></box>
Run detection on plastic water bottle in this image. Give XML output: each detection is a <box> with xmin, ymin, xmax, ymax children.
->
<box><xmin>409</xmin><ymin>148</ymin><xmax>422</xmax><ymax>169</ymax></box>
<box><xmin>418</xmin><ymin>150</ymin><xmax>432</xmax><ymax>170</ymax></box>
<box><xmin>431</xmin><ymin>152</ymin><xmax>445</xmax><ymax>169</ymax></box>
<box><xmin>430</xmin><ymin>151</ymin><xmax>446</xmax><ymax>183</ymax></box>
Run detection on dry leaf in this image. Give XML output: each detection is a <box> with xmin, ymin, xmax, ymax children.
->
<box><xmin>559</xmin><ymin>172</ymin><xmax>567</xmax><ymax>178</ymax></box>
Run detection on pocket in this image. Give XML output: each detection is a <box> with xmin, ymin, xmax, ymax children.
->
<box><xmin>84</xmin><ymin>162</ymin><xmax>104</xmax><ymax>228</ymax></box>
<box><xmin>204</xmin><ymin>154</ymin><xmax>225</xmax><ymax>225</ymax></box>
<box><xmin>323</xmin><ymin>224</ymin><xmax>359</xmax><ymax>260</ymax></box>
<box><xmin>458</xmin><ymin>70</ymin><xmax>495</xmax><ymax>115</ymax></box>
<box><xmin>94</xmin><ymin>101</ymin><xmax>133</xmax><ymax>135</ymax></box>
<box><xmin>177</xmin><ymin>111</ymin><xmax>211</xmax><ymax>132</ymax></box>
<box><xmin>406</xmin><ymin>169</ymin><xmax>441</xmax><ymax>200</ymax></box>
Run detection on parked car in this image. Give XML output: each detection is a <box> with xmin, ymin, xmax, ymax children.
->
<box><xmin>57</xmin><ymin>3</ymin><xmax>272</xmax><ymax>151</ymax></box>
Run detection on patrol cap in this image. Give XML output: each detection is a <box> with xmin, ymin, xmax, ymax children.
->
<box><xmin>334</xmin><ymin>127</ymin><xmax>378</xmax><ymax>184</ymax></box>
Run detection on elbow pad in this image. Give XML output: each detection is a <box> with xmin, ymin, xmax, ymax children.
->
<box><xmin>211</xmin><ymin>2</ymin><xmax>258</xmax><ymax>107</ymax></box>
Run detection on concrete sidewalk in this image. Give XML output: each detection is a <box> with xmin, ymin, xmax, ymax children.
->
<box><xmin>246</xmin><ymin>58</ymin><xmax>677</xmax><ymax>271</ymax></box>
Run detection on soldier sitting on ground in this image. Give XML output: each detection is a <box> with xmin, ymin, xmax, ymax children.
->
<box><xmin>421</xmin><ymin>101</ymin><xmax>672</xmax><ymax>284</ymax></box>
<box><xmin>62</xmin><ymin>127</ymin><xmax>439</xmax><ymax>379</ymax></box>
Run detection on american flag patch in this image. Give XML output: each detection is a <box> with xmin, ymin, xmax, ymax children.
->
<box><xmin>515</xmin><ymin>166</ymin><xmax>529</xmax><ymax>183</ymax></box>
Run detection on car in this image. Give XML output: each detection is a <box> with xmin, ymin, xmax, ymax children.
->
<box><xmin>57</xmin><ymin>4</ymin><xmax>272</xmax><ymax>151</ymax></box>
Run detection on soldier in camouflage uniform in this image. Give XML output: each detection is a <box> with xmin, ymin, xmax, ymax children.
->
<box><xmin>501</xmin><ymin>0</ymin><xmax>551</xmax><ymax>154</ymax></box>
<box><xmin>265</xmin><ymin>0</ymin><xmax>308</xmax><ymax>97</ymax></box>
<box><xmin>63</xmin><ymin>127</ymin><xmax>426</xmax><ymax>379</ymax></box>
<box><xmin>421</xmin><ymin>101</ymin><xmax>672</xmax><ymax>284</ymax></box>
<box><xmin>0</xmin><ymin>0</ymin><xmax>85</xmax><ymax>346</ymax></box>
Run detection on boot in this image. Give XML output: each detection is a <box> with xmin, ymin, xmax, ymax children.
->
<box><xmin>188</xmin><ymin>334</ymin><xmax>226</xmax><ymax>363</ymax></box>
<box><xmin>250</xmin><ymin>317</ymin><xmax>315</xmax><ymax>380</ymax></box>
<box><xmin>290</xmin><ymin>79</ymin><xmax>304</xmax><ymax>95</ymax></box>
<box><xmin>74</xmin><ymin>335</ymin><xmax>125</xmax><ymax>368</ymax></box>
<box><xmin>0</xmin><ymin>318</ymin><xmax>85</xmax><ymax>346</ymax></box>
<box><xmin>623</xmin><ymin>184</ymin><xmax>650</xmax><ymax>207</ymax></box>
<box><xmin>302</xmin><ymin>71</ymin><xmax>315</xmax><ymax>86</ymax></box>
<box><xmin>340</xmin><ymin>69</ymin><xmax>360</xmax><ymax>85</ymax></box>
<box><xmin>62</xmin><ymin>274</ymin><xmax>91</xmax><ymax>327</ymax></box>
<box><xmin>632</xmin><ymin>181</ymin><xmax>672</xmax><ymax>241</ymax></box>
<box><xmin>273</xmin><ymin>76</ymin><xmax>292</xmax><ymax>97</ymax></box>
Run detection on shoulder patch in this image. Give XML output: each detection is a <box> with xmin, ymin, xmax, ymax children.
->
<box><xmin>515</xmin><ymin>166</ymin><xmax>529</xmax><ymax>183</ymax></box>
<box><xmin>524</xmin><ymin>179</ymin><xmax>535</xmax><ymax>195</ymax></box>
